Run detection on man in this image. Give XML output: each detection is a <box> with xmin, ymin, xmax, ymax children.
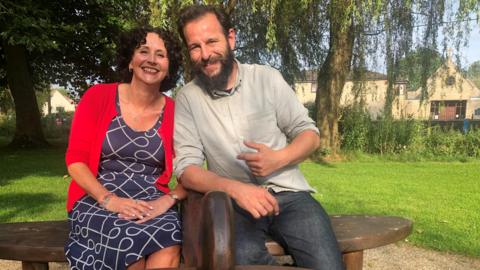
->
<box><xmin>174</xmin><ymin>4</ymin><xmax>345</xmax><ymax>270</ymax></box>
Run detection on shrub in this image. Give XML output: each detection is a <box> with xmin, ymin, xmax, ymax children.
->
<box><xmin>423</xmin><ymin>126</ymin><xmax>463</xmax><ymax>157</ymax></box>
<box><xmin>340</xmin><ymin>105</ymin><xmax>370</xmax><ymax>151</ymax></box>
<box><xmin>0</xmin><ymin>114</ymin><xmax>15</xmax><ymax>137</ymax></box>
<box><xmin>457</xmin><ymin>128</ymin><xmax>480</xmax><ymax>158</ymax></box>
<box><xmin>0</xmin><ymin>112</ymin><xmax>72</xmax><ymax>141</ymax></box>
<box><xmin>41</xmin><ymin>111</ymin><xmax>73</xmax><ymax>139</ymax></box>
<box><xmin>340</xmin><ymin>109</ymin><xmax>422</xmax><ymax>155</ymax></box>
<box><xmin>304</xmin><ymin>101</ymin><xmax>316</xmax><ymax>119</ymax></box>
<box><xmin>338</xmin><ymin>107</ymin><xmax>480</xmax><ymax>160</ymax></box>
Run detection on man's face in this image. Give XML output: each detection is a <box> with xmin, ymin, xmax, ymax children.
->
<box><xmin>183</xmin><ymin>13</ymin><xmax>235</xmax><ymax>91</ymax></box>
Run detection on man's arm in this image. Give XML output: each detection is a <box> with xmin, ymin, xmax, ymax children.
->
<box><xmin>174</xmin><ymin>90</ymin><xmax>279</xmax><ymax>219</ymax></box>
<box><xmin>180</xmin><ymin>165</ymin><xmax>279</xmax><ymax>219</ymax></box>
<box><xmin>237</xmin><ymin>129</ymin><xmax>319</xmax><ymax>177</ymax></box>
<box><xmin>238</xmin><ymin>67</ymin><xmax>320</xmax><ymax>178</ymax></box>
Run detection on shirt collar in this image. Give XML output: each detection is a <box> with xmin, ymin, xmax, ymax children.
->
<box><xmin>210</xmin><ymin>59</ymin><xmax>243</xmax><ymax>98</ymax></box>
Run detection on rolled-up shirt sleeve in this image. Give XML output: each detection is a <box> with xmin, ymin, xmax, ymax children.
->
<box><xmin>271</xmin><ymin>69</ymin><xmax>319</xmax><ymax>140</ymax></box>
<box><xmin>173</xmin><ymin>90</ymin><xmax>205</xmax><ymax>178</ymax></box>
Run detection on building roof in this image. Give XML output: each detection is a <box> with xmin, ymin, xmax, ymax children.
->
<box><xmin>295</xmin><ymin>69</ymin><xmax>388</xmax><ymax>83</ymax></box>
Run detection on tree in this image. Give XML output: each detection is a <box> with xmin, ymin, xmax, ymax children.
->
<box><xmin>314</xmin><ymin>0</ymin><xmax>355</xmax><ymax>156</ymax></box>
<box><xmin>258</xmin><ymin>0</ymin><xmax>479</xmax><ymax>155</ymax></box>
<box><xmin>467</xmin><ymin>60</ymin><xmax>480</xmax><ymax>88</ymax></box>
<box><xmin>149</xmin><ymin>0</ymin><xmax>480</xmax><ymax>156</ymax></box>
<box><xmin>0</xmin><ymin>0</ymin><xmax>149</xmax><ymax>148</ymax></box>
<box><xmin>397</xmin><ymin>47</ymin><xmax>444</xmax><ymax>91</ymax></box>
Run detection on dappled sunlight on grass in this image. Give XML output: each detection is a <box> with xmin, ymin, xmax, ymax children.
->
<box><xmin>0</xmin><ymin>147</ymin><xmax>69</xmax><ymax>222</ymax></box>
<box><xmin>0</xmin><ymin>147</ymin><xmax>67</xmax><ymax>186</ymax></box>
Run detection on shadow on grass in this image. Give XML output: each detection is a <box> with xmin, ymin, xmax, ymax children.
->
<box><xmin>310</xmin><ymin>155</ymin><xmax>337</xmax><ymax>168</ymax></box>
<box><xmin>0</xmin><ymin>145</ymin><xmax>68</xmax><ymax>186</ymax></box>
<box><xmin>0</xmin><ymin>192</ymin><xmax>64</xmax><ymax>222</ymax></box>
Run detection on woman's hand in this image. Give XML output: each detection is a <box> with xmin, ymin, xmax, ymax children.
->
<box><xmin>104</xmin><ymin>195</ymin><xmax>153</xmax><ymax>220</ymax></box>
<box><xmin>133</xmin><ymin>195</ymin><xmax>177</xmax><ymax>224</ymax></box>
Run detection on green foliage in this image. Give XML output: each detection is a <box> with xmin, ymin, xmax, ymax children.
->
<box><xmin>396</xmin><ymin>47</ymin><xmax>444</xmax><ymax>91</ymax></box>
<box><xmin>0</xmin><ymin>88</ymin><xmax>14</xmax><ymax>114</ymax></box>
<box><xmin>224</xmin><ymin>0</ymin><xmax>329</xmax><ymax>83</ymax></box>
<box><xmin>367</xmin><ymin>116</ymin><xmax>421</xmax><ymax>154</ymax></box>
<box><xmin>0</xmin><ymin>111</ymin><xmax>73</xmax><ymax>140</ymax></box>
<box><xmin>35</xmin><ymin>88</ymin><xmax>50</xmax><ymax>114</ymax></box>
<box><xmin>340</xmin><ymin>107</ymin><xmax>480</xmax><ymax>159</ymax></box>
<box><xmin>341</xmin><ymin>107</ymin><xmax>422</xmax><ymax>155</ymax></box>
<box><xmin>0</xmin><ymin>114</ymin><xmax>15</xmax><ymax>137</ymax></box>
<box><xmin>303</xmin><ymin>101</ymin><xmax>316</xmax><ymax>119</ymax></box>
<box><xmin>423</xmin><ymin>127</ymin><xmax>463</xmax><ymax>157</ymax></box>
<box><xmin>466</xmin><ymin>60</ymin><xmax>480</xmax><ymax>88</ymax></box>
<box><xmin>423</xmin><ymin>126</ymin><xmax>480</xmax><ymax>159</ymax></box>
<box><xmin>0</xmin><ymin>0</ymin><xmax>151</xmax><ymax>94</ymax></box>
<box><xmin>462</xmin><ymin>128</ymin><xmax>480</xmax><ymax>157</ymax></box>
<box><xmin>41</xmin><ymin>112</ymin><xmax>73</xmax><ymax>139</ymax></box>
<box><xmin>340</xmin><ymin>105</ymin><xmax>370</xmax><ymax>152</ymax></box>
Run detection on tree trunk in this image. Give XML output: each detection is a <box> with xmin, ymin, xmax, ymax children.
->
<box><xmin>315</xmin><ymin>1</ymin><xmax>355</xmax><ymax>157</ymax></box>
<box><xmin>3</xmin><ymin>41</ymin><xmax>48</xmax><ymax>148</ymax></box>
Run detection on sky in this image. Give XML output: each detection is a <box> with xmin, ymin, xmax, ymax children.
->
<box><xmin>371</xmin><ymin>23</ymin><xmax>480</xmax><ymax>73</ymax></box>
<box><xmin>460</xmin><ymin>28</ymin><xmax>480</xmax><ymax>68</ymax></box>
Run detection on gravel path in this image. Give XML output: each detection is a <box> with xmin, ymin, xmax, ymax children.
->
<box><xmin>1</xmin><ymin>242</ymin><xmax>479</xmax><ymax>269</ymax></box>
<box><xmin>364</xmin><ymin>242</ymin><xmax>480</xmax><ymax>270</ymax></box>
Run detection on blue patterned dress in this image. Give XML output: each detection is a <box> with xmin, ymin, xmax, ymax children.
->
<box><xmin>65</xmin><ymin>93</ymin><xmax>181</xmax><ymax>270</ymax></box>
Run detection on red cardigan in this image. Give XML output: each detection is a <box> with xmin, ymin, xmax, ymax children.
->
<box><xmin>65</xmin><ymin>83</ymin><xmax>174</xmax><ymax>212</ymax></box>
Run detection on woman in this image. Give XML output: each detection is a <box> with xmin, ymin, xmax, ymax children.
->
<box><xmin>65</xmin><ymin>26</ymin><xmax>186</xmax><ymax>270</ymax></box>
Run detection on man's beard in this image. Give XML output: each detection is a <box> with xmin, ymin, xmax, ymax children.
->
<box><xmin>192</xmin><ymin>47</ymin><xmax>235</xmax><ymax>95</ymax></box>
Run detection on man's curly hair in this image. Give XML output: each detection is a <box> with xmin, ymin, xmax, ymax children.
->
<box><xmin>116</xmin><ymin>26</ymin><xmax>182</xmax><ymax>92</ymax></box>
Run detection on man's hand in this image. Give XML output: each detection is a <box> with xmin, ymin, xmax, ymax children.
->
<box><xmin>229</xmin><ymin>181</ymin><xmax>280</xmax><ymax>219</ymax></box>
<box><xmin>237</xmin><ymin>141</ymin><xmax>286</xmax><ymax>177</ymax></box>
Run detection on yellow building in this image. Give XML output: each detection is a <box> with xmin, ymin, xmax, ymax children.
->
<box><xmin>42</xmin><ymin>89</ymin><xmax>76</xmax><ymax>115</ymax></box>
<box><xmin>295</xmin><ymin>59</ymin><xmax>480</xmax><ymax>120</ymax></box>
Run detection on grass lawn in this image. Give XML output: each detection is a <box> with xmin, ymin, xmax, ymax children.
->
<box><xmin>303</xmin><ymin>159</ymin><xmax>480</xmax><ymax>257</ymax></box>
<box><xmin>0</xmin><ymin>145</ymin><xmax>478</xmax><ymax>257</ymax></box>
<box><xmin>0</xmin><ymin>145</ymin><xmax>69</xmax><ymax>222</ymax></box>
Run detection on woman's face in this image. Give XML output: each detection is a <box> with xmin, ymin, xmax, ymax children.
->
<box><xmin>129</xmin><ymin>32</ymin><xmax>169</xmax><ymax>87</ymax></box>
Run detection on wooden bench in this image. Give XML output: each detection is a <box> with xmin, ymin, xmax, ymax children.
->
<box><xmin>0</xmin><ymin>191</ymin><xmax>412</xmax><ymax>270</ymax></box>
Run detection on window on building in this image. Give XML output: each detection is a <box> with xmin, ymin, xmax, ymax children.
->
<box><xmin>311</xmin><ymin>83</ymin><xmax>317</xmax><ymax>93</ymax></box>
<box><xmin>430</xmin><ymin>101</ymin><xmax>440</xmax><ymax>119</ymax></box>
<box><xmin>455</xmin><ymin>101</ymin><xmax>466</xmax><ymax>119</ymax></box>
<box><xmin>474</xmin><ymin>108</ymin><xmax>480</xmax><ymax>116</ymax></box>
<box><xmin>430</xmin><ymin>100</ymin><xmax>466</xmax><ymax>120</ymax></box>
<box><xmin>446</xmin><ymin>76</ymin><xmax>456</xmax><ymax>86</ymax></box>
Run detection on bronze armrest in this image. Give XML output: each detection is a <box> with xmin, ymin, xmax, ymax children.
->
<box><xmin>181</xmin><ymin>190</ymin><xmax>235</xmax><ymax>270</ymax></box>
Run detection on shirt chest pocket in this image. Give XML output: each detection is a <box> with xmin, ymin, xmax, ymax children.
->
<box><xmin>240</xmin><ymin>110</ymin><xmax>278</xmax><ymax>144</ymax></box>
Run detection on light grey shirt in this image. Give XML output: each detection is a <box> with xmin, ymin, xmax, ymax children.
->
<box><xmin>174</xmin><ymin>61</ymin><xmax>318</xmax><ymax>192</ymax></box>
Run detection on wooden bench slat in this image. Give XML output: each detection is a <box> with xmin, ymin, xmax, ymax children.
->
<box><xmin>0</xmin><ymin>215</ymin><xmax>412</xmax><ymax>262</ymax></box>
<box><xmin>0</xmin><ymin>192</ymin><xmax>413</xmax><ymax>270</ymax></box>
<box><xmin>0</xmin><ymin>221</ymin><xmax>68</xmax><ymax>262</ymax></box>
<box><xmin>266</xmin><ymin>215</ymin><xmax>412</xmax><ymax>256</ymax></box>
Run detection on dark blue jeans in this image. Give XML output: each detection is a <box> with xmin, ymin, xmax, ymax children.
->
<box><xmin>233</xmin><ymin>191</ymin><xmax>345</xmax><ymax>270</ymax></box>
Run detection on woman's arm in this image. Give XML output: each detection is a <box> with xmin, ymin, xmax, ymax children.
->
<box><xmin>68</xmin><ymin>162</ymin><xmax>153</xmax><ymax>219</ymax></box>
<box><xmin>68</xmin><ymin>162</ymin><xmax>111</xmax><ymax>202</ymax></box>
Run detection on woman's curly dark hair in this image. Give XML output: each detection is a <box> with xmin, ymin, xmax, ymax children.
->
<box><xmin>116</xmin><ymin>26</ymin><xmax>182</xmax><ymax>92</ymax></box>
